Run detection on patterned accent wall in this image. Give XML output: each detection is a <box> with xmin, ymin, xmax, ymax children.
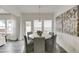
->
<box><xmin>56</xmin><ymin>6</ymin><xmax>78</xmax><ymax>35</ymax></box>
<box><xmin>56</xmin><ymin>14</ymin><xmax>63</xmax><ymax>32</ymax></box>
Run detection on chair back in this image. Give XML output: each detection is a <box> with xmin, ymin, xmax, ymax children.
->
<box><xmin>52</xmin><ymin>34</ymin><xmax>57</xmax><ymax>52</ymax></box>
<box><xmin>24</xmin><ymin>35</ymin><xmax>27</xmax><ymax>44</ymax></box>
<box><xmin>24</xmin><ymin>35</ymin><xmax>34</xmax><ymax>53</ymax></box>
<box><xmin>24</xmin><ymin>35</ymin><xmax>28</xmax><ymax>52</ymax></box>
<box><xmin>27</xmin><ymin>32</ymin><xmax>33</xmax><ymax>40</ymax></box>
<box><xmin>49</xmin><ymin>32</ymin><xmax>54</xmax><ymax>35</ymax></box>
<box><xmin>45</xmin><ymin>34</ymin><xmax>57</xmax><ymax>53</ymax></box>
<box><xmin>27</xmin><ymin>32</ymin><xmax>33</xmax><ymax>35</ymax></box>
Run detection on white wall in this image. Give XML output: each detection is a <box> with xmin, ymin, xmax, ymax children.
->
<box><xmin>9</xmin><ymin>16</ymin><xmax>20</xmax><ymax>40</ymax></box>
<box><xmin>56</xmin><ymin>32</ymin><xmax>79</xmax><ymax>53</ymax></box>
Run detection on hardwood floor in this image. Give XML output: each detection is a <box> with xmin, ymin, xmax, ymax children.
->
<box><xmin>0</xmin><ymin>40</ymin><xmax>67</xmax><ymax>53</ymax></box>
<box><xmin>0</xmin><ymin>40</ymin><xmax>24</xmax><ymax>53</ymax></box>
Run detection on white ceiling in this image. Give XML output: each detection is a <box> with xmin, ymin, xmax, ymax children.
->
<box><xmin>13</xmin><ymin>5</ymin><xmax>62</xmax><ymax>13</ymax></box>
<box><xmin>0</xmin><ymin>5</ymin><xmax>76</xmax><ymax>16</ymax></box>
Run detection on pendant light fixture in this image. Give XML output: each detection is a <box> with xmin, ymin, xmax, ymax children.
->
<box><xmin>38</xmin><ymin>5</ymin><xmax>41</xmax><ymax>22</ymax></box>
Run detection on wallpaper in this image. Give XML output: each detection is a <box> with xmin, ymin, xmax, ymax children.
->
<box><xmin>56</xmin><ymin>6</ymin><xmax>78</xmax><ymax>35</ymax></box>
<box><xmin>56</xmin><ymin>14</ymin><xmax>63</xmax><ymax>32</ymax></box>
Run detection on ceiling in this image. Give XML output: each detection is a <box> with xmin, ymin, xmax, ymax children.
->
<box><xmin>11</xmin><ymin>5</ymin><xmax>62</xmax><ymax>13</ymax></box>
<box><xmin>0</xmin><ymin>5</ymin><xmax>76</xmax><ymax>16</ymax></box>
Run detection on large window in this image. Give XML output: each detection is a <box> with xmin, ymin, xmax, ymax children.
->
<box><xmin>34</xmin><ymin>20</ymin><xmax>42</xmax><ymax>32</ymax></box>
<box><xmin>7</xmin><ymin>20</ymin><xmax>15</xmax><ymax>34</ymax></box>
<box><xmin>0</xmin><ymin>20</ymin><xmax>15</xmax><ymax>35</ymax></box>
<box><xmin>0</xmin><ymin>20</ymin><xmax>5</xmax><ymax>34</ymax></box>
<box><xmin>26</xmin><ymin>21</ymin><xmax>31</xmax><ymax>35</ymax></box>
<box><xmin>44</xmin><ymin>20</ymin><xmax>52</xmax><ymax>33</ymax></box>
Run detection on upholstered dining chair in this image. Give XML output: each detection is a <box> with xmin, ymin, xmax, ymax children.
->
<box><xmin>27</xmin><ymin>32</ymin><xmax>33</xmax><ymax>40</ymax></box>
<box><xmin>5</xmin><ymin>35</ymin><xmax>7</xmax><ymax>42</ymax></box>
<box><xmin>24</xmin><ymin>35</ymin><xmax>34</xmax><ymax>53</ymax></box>
<box><xmin>45</xmin><ymin>34</ymin><xmax>57</xmax><ymax>53</ymax></box>
<box><xmin>52</xmin><ymin>34</ymin><xmax>57</xmax><ymax>52</ymax></box>
<box><xmin>49</xmin><ymin>32</ymin><xmax>54</xmax><ymax>35</ymax></box>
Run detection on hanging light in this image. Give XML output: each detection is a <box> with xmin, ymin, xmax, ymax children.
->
<box><xmin>38</xmin><ymin>5</ymin><xmax>41</xmax><ymax>22</ymax></box>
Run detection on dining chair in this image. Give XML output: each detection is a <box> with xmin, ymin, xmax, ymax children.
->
<box><xmin>45</xmin><ymin>37</ymin><xmax>53</xmax><ymax>52</ymax></box>
<box><xmin>45</xmin><ymin>34</ymin><xmax>57</xmax><ymax>53</ymax></box>
<box><xmin>52</xmin><ymin>34</ymin><xmax>57</xmax><ymax>52</ymax></box>
<box><xmin>49</xmin><ymin>32</ymin><xmax>54</xmax><ymax>35</ymax></box>
<box><xmin>5</xmin><ymin>35</ymin><xmax>7</xmax><ymax>42</ymax></box>
<box><xmin>34</xmin><ymin>37</ymin><xmax>45</xmax><ymax>53</ymax></box>
<box><xmin>27</xmin><ymin>32</ymin><xmax>33</xmax><ymax>39</ymax></box>
<box><xmin>24</xmin><ymin>35</ymin><xmax>34</xmax><ymax>53</ymax></box>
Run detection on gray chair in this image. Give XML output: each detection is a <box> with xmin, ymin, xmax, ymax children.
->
<box><xmin>34</xmin><ymin>37</ymin><xmax>45</xmax><ymax>53</ymax></box>
<box><xmin>27</xmin><ymin>32</ymin><xmax>33</xmax><ymax>40</ymax></box>
<box><xmin>45</xmin><ymin>34</ymin><xmax>57</xmax><ymax>53</ymax></box>
<box><xmin>49</xmin><ymin>32</ymin><xmax>54</xmax><ymax>35</ymax></box>
<box><xmin>52</xmin><ymin>34</ymin><xmax>57</xmax><ymax>52</ymax></box>
<box><xmin>24</xmin><ymin>35</ymin><xmax>34</xmax><ymax>53</ymax></box>
<box><xmin>5</xmin><ymin>35</ymin><xmax>7</xmax><ymax>42</ymax></box>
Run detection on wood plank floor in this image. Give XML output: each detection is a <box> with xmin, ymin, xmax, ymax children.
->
<box><xmin>0</xmin><ymin>40</ymin><xmax>24</xmax><ymax>53</ymax></box>
<box><xmin>0</xmin><ymin>40</ymin><xmax>67</xmax><ymax>53</ymax></box>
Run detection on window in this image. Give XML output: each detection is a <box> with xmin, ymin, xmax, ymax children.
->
<box><xmin>0</xmin><ymin>20</ymin><xmax>5</xmax><ymax>34</ymax></box>
<box><xmin>34</xmin><ymin>20</ymin><xmax>42</xmax><ymax>32</ymax></box>
<box><xmin>44</xmin><ymin>20</ymin><xmax>52</xmax><ymax>33</ymax></box>
<box><xmin>7</xmin><ymin>20</ymin><xmax>15</xmax><ymax>34</ymax></box>
<box><xmin>26</xmin><ymin>21</ymin><xmax>31</xmax><ymax>35</ymax></box>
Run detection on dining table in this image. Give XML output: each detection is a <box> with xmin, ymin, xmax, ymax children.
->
<box><xmin>29</xmin><ymin>32</ymin><xmax>51</xmax><ymax>53</ymax></box>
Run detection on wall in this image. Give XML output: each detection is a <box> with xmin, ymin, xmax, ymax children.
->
<box><xmin>8</xmin><ymin>16</ymin><xmax>20</xmax><ymax>40</ymax></box>
<box><xmin>54</xmin><ymin>6</ymin><xmax>76</xmax><ymax>32</ymax></box>
<box><xmin>56</xmin><ymin>6</ymin><xmax>78</xmax><ymax>35</ymax></box>
<box><xmin>55</xmin><ymin>5</ymin><xmax>79</xmax><ymax>52</ymax></box>
<box><xmin>55</xmin><ymin>5</ymin><xmax>76</xmax><ymax>17</ymax></box>
<box><xmin>56</xmin><ymin>32</ymin><xmax>79</xmax><ymax>52</ymax></box>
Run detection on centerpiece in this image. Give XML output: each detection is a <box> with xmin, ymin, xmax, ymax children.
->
<box><xmin>37</xmin><ymin>31</ymin><xmax>43</xmax><ymax>36</ymax></box>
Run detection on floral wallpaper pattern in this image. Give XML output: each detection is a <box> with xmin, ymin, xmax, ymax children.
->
<box><xmin>56</xmin><ymin>6</ymin><xmax>78</xmax><ymax>35</ymax></box>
